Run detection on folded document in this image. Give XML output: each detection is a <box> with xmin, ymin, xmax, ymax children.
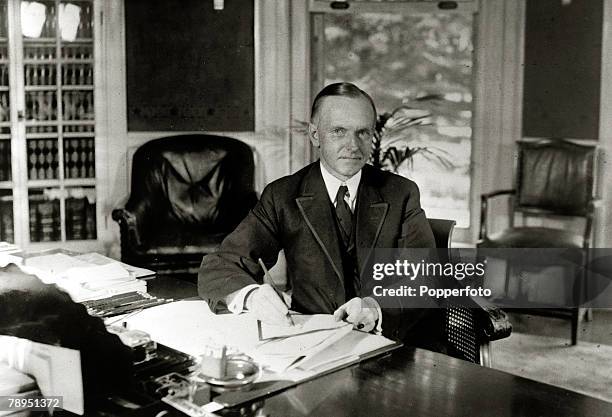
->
<box><xmin>258</xmin><ymin>314</ymin><xmax>349</xmax><ymax>340</ymax></box>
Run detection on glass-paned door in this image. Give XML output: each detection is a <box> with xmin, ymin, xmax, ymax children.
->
<box><xmin>20</xmin><ymin>0</ymin><xmax>95</xmax><ymax>242</ymax></box>
<box><xmin>0</xmin><ymin>0</ymin><xmax>14</xmax><ymax>242</ymax></box>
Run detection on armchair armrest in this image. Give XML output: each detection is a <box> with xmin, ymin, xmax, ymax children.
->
<box><xmin>466</xmin><ymin>295</ymin><xmax>512</xmax><ymax>342</ymax></box>
<box><xmin>475</xmin><ymin>304</ymin><xmax>512</xmax><ymax>342</ymax></box>
<box><xmin>111</xmin><ymin>208</ymin><xmax>144</xmax><ymax>249</ymax></box>
<box><xmin>479</xmin><ymin>189</ymin><xmax>516</xmax><ymax>240</ymax></box>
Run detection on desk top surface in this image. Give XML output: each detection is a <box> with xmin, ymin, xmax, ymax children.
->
<box><xmin>137</xmin><ymin>275</ymin><xmax>612</xmax><ymax>417</ymax></box>
<box><xmin>234</xmin><ymin>347</ymin><xmax>611</xmax><ymax>417</ymax></box>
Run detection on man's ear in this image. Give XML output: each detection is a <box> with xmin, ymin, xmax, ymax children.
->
<box><xmin>308</xmin><ymin>123</ymin><xmax>320</xmax><ymax>147</ymax></box>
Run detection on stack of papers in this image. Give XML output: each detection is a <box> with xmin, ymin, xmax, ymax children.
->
<box><xmin>21</xmin><ymin>253</ymin><xmax>147</xmax><ymax>302</ymax></box>
<box><xmin>0</xmin><ymin>241</ymin><xmax>19</xmax><ymax>254</ymax></box>
<box><xmin>123</xmin><ymin>301</ymin><xmax>397</xmax><ymax>375</ymax></box>
<box><xmin>0</xmin><ymin>242</ymin><xmax>21</xmax><ymax>268</ymax></box>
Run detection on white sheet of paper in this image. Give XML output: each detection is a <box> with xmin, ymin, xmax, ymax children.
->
<box><xmin>23</xmin><ymin>253</ymin><xmax>91</xmax><ymax>283</ymax></box>
<box><xmin>259</xmin><ymin>314</ymin><xmax>349</xmax><ymax>340</ymax></box>
<box><xmin>26</xmin><ymin>341</ymin><xmax>84</xmax><ymax>415</ymax></box>
<box><xmin>74</xmin><ymin>252</ymin><xmax>155</xmax><ymax>278</ymax></box>
<box><xmin>0</xmin><ymin>363</ymin><xmax>36</xmax><ymax>395</ymax></box>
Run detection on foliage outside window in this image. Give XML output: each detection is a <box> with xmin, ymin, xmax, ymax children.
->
<box><xmin>320</xmin><ymin>12</ymin><xmax>473</xmax><ymax>227</ymax></box>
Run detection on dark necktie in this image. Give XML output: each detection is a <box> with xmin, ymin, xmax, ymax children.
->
<box><xmin>335</xmin><ymin>185</ymin><xmax>352</xmax><ymax>245</ymax></box>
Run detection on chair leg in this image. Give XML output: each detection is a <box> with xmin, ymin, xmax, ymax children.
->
<box><xmin>479</xmin><ymin>342</ymin><xmax>492</xmax><ymax>367</ymax></box>
<box><xmin>585</xmin><ymin>308</ymin><xmax>593</xmax><ymax>322</ymax></box>
<box><xmin>503</xmin><ymin>261</ymin><xmax>512</xmax><ymax>300</ymax></box>
<box><xmin>570</xmin><ymin>308</ymin><xmax>579</xmax><ymax>345</ymax></box>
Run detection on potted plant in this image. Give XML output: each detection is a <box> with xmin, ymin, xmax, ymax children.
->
<box><xmin>372</xmin><ymin>103</ymin><xmax>455</xmax><ymax>173</ymax></box>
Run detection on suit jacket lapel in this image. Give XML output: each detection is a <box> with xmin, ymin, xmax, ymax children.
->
<box><xmin>295</xmin><ymin>164</ymin><xmax>344</xmax><ymax>284</ymax></box>
<box><xmin>356</xmin><ymin>166</ymin><xmax>389</xmax><ymax>274</ymax></box>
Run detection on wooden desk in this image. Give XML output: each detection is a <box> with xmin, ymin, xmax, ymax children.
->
<box><xmin>217</xmin><ymin>347</ymin><xmax>611</xmax><ymax>417</ymax></box>
<box><xmin>133</xmin><ymin>276</ymin><xmax>612</xmax><ymax>417</ymax></box>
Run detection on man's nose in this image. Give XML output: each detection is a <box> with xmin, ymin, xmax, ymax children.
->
<box><xmin>346</xmin><ymin>132</ymin><xmax>361</xmax><ymax>148</ymax></box>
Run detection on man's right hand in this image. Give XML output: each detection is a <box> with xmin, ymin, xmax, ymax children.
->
<box><xmin>244</xmin><ymin>284</ymin><xmax>292</xmax><ymax>326</ymax></box>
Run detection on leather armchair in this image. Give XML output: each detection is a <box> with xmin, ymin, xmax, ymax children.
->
<box><xmin>477</xmin><ymin>139</ymin><xmax>596</xmax><ymax>345</ymax></box>
<box><xmin>112</xmin><ymin>135</ymin><xmax>257</xmax><ymax>276</ymax></box>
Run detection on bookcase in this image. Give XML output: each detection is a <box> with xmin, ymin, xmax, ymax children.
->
<box><xmin>0</xmin><ymin>0</ymin><xmax>99</xmax><ymax>249</ymax></box>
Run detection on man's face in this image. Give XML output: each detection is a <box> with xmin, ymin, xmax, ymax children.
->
<box><xmin>309</xmin><ymin>96</ymin><xmax>375</xmax><ymax>181</ymax></box>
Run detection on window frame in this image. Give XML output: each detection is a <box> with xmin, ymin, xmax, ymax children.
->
<box><xmin>290</xmin><ymin>0</ymin><xmax>525</xmax><ymax>244</ymax></box>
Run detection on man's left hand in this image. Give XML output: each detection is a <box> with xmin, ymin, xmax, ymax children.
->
<box><xmin>333</xmin><ymin>297</ymin><xmax>379</xmax><ymax>332</ymax></box>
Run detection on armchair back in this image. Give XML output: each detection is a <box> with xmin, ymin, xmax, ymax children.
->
<box><xmin>113</xmin><ymin>135</ymin><xmax>257</xmax><ymax>275</ymax></box>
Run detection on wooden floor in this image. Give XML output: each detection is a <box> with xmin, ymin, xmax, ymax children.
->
<box><xmin>508</xmin><ymin>309</ymin><xmax>612</xmax><ymax>346</ymax></box>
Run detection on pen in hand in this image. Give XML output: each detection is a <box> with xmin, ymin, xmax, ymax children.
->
<box><xmin>258</xmin><ymin>258</ymin><xmax>295</xmax><ymax>326</ymax></box>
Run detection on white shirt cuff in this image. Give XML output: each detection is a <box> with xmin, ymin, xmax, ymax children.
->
<box><xmin>373</xmin><ymin>301</ymin><xmax>383</xmax><ymax>335</ymax></box>
<box><xmin>227</xmin><ymin>284</ymin><xmax>260</xmax><ymax>314</ymax></box>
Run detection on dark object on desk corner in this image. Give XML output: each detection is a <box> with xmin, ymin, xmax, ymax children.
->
<box><xmin>0</xmin><ymin>263</ymin><xmax>134</xmax><ymax>411</ymax></box>
<box><xmin>477</xmin><ymin>138</ymin><xmax>596</xmax><ymax>345</ymax></box>
<box><xmin>112</xmin><ymin>135</ymin><xmax>258</xmax><ymax>276</ymax></box>
<box><xmin>429</xmin><ymin>218</ymin><xmax>512</xmax><ymax>366</ymax></box>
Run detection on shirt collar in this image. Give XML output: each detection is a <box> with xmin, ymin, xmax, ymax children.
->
<box><xmin>319</xmin><ymin>162</ymin><xmax>361</xmax><ymax>210</ymax></box>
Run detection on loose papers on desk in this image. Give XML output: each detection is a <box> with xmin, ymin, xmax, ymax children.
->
<box><xmin>122</xmin><ymin>300</ymin><xmax>396</xmax><ymax>375</ymax></box>
<box><xmin>0</xmin><ymin>242</ymin><xmax>19</xmax><ymax>255</ymax></box>
<box><xmin>21</xmin><ymin>252</ymin><xmax>147</xmax><ymax>302</ymax></box>
<box><xmin>0</xmin><ymin>242</ymin><xmax>21</xmax><ymax>268</ymax></box>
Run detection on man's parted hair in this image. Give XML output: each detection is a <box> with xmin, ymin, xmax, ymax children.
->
<box><xmin>310</xmin><ymin>82</ymin><xmax>377</xmax><ymax>124</ymax></box>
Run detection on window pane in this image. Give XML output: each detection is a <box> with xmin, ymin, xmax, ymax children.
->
<box><xmin>320</xmin><ymin>12</ymin><xmax>473</xmax><ymax>227</ymax></box>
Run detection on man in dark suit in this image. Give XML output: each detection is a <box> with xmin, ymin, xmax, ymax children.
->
<box><xmin>199</xmin><ymin>83</ymin><xmax>436</xmax><ymax>343</ymax></box>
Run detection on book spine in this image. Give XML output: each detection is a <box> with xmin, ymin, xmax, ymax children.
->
<box><xmin>38</xmin><ymin>201</ymin><xmax>54</xmax><ymax>241</ymax></box>
<box><xmin>66</xmin><ymin>197</ymin><xmax>85</xmax><ymax>240</ymax></box>
<box><xmin>29</xmin><ymin>198</ymin><xmax>38</xmax><ymax>242</ymax></box>
<box><xmin>0</xmin><ymin>197</ymin><xmax>13</xmax><ymax>242</ymax></box>
<box><xmin>53</xmin><ymin>200</ymin><xmax>60</xmax><ymax>240</ymax></box>
<box><xmin>0</xmin><ymin>140</ymin><xmax>10</xmax><ymax>181</ymax></box>
<box><xmin>85</xmin><ymin>198</ymin><xmax>96</xmax><ymax>240</ymax></box>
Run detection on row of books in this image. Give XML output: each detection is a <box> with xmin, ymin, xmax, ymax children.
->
<box><xmin>65</xmin><ymin>196</ymin><xmax>96</xmax><ymax>240</ymax></box>
<box><xmin>25</xmin><ymin>124</ymin><xmax>95</xmax><ymax>134</ymax></box>
<box><xmin>65</xmin><ymin>138</ymin><xmax>95</xmax><ymax>179</ymax></box>
<box><xmin>0</xmin><ymin>196</ymin><xmax>14</xmax><ymax>243</ymax></box>
<box><xmin>27</xmin><ymin>138</ymin><xmax>59</xmax><ymax>180</ymax></box>
<box><xmin>29</xmin><ymin>197</ymin><xmax>61</xmax><ymax>242</ymax></box>
<box><xmin>23</xmin><ymin>44</ymin><xmax>93</xmax><ymax>61</ymax></box>
<box><xmin>0</xmin><ymin>139</ymin><xmax>11</xmax><ymax>181</ymax></box>
<box><xmin>26</xmin><ymin>137</ymin><xmax>94</xmax><ymax>180</ymax></box>
<box><xmin>24</xmin><ymin>63</ymin><xmax>93</xmax><ymax>86</ymax></box>
<box><xmin>25</xmin><ymin>90</ymin><xmax>94</xmax><ymax>122</ymax></box>
<box><xmin>28</xmin><ymin>195</ymin><xmax>96</xmax><ymax>242</ymax></box>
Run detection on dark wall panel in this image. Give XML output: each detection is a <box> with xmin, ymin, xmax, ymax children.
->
<box><xmin>522</xmin><ymin>0</ymin><xmax>602</xmax><ymax>139</ymax></box>
<box><xmin>125</xmin><ymin>0</ymin><xmax>254</xmax><ymax>131</ymax></box>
